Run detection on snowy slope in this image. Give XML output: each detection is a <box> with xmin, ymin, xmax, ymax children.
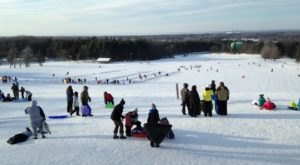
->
<box><xmin>0</xmin><ymin>53</ymin><xmax>299</xmax><ymax>165</ymax></box>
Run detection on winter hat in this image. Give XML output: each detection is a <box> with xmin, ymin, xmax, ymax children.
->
<box><xmin>183</xmin><ymin>83</ymin><xmax>188</xmax><ymax>88</ymax></box>
<box><xmin>133</xmin><ymin>108</ymin><xmax>138</xmax><ymax>113</ymax></box>
<box><xmin>120</xmin><ymin>98</ymin><xmax>125</xmax><ymax>105</ymax></box>
<box><xmin>32</xmin><ymin>100</ymin><xmax>37</xmax><ymax>106</ymax></box>
<box><xmin>259</xmin><ymin>94</ymin><xmax>264</xmax><ymax>97</ymax></box>
<box><xmin>152</xmin><ymin>103</ymin><xmax>156</xmax><ymax>109</ymax></box>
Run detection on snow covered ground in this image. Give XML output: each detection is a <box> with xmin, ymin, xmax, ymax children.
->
<box><xmin>0</xmin><ymin>53</ymin><xmax>300</xmax><ymax>165</ymax></box>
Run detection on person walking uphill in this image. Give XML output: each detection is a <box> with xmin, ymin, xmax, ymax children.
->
<box><xmin>189</xmin><ymin>85</ymin><xmax>201</xmax><ymax>117</ymax></box>
<box><xmin>216</xmin><ymin>82</ymin><xmax>230</xmax><ymax>116</ymax></box>
<box><xmin>80</xmin><ymin>86</ymin><xmax>92</xmax><ymax>116</ymax></box>
<box><xmin>25</xmin><ymin>100</ymin><xmax>46</xmax><ymax>139</ymax></box>
<box><xmin>111</xmin><ymin>99</ymin><xmax>126</xmax><ymax>139</ymax></box>
<box><xmin>66</xmin><ymin>86</ymin><xmax>74</xmax><ymax>114</ymax></box>
<box><xmin>180</xmin><ymin>83</ymin><xmax>190</xmax><ymax>115</ymax></box>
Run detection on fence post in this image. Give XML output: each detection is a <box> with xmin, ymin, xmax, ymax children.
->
<box><xmin>176</xmin><ymin>83</ymin><xmax>179</xmax><ymax>100</ymax></box>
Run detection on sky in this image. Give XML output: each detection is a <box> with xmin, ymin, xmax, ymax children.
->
<box><xmin>0</xmin><ymin>0</ymin><xmax>300</xmax><ymax>36</ymax></box>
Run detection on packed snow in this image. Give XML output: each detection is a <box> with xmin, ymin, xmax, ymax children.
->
<box><xmin>0</xmin><ymin>53</ymin><xmax>300</xmax><ymax>165</ymax></box>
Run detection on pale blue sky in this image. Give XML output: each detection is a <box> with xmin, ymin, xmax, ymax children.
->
<box><xmin>0</xmin><ymin>0</ymin><xmax>300</xmax><ymax>36</ymax></box>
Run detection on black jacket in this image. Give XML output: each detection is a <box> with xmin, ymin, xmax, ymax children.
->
<box><xmin>111</xmin><ymin>104</ymin><xmax>124</xmax><ymax>120</ymax></box>
<box><xmin>147</xmin><ymin>109</ymin><xmax>160</xmax><ymax>123</ymax></box>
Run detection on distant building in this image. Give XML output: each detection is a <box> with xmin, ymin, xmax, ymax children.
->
<box><xmin>96</xmin><ymin>57</ymin><xmax>111</xmax><ymax>63</ymax></box>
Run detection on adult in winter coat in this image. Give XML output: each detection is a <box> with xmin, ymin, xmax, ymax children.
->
<box><xmin>147</xmin><ymin>104</ymin><xmax>160</xmax><ymax>123</ymax></box>
<box><xmin>260</xmin><ymin>98</ymin><xmax>276</xmax><ymax>110</ymax></box>
<box><xmin>104</xmin><ymin>91</ymin><xmax>114</xmax><ymax>105</ymax></box>
<box><xmin>258</xmin><ymin>94</ymin><xmax>266</xmax><ymax>107</ymax></box>
<box><xmin>125</xmin><ymin>108</ymin><xmax>141</xmax><ymax>137</ymax></box>
<box><xmin>189</xmin><ymin>85</ymin><xmax>201</xmax><ymax>117</ymax></box>
<box><xmin>11</xmin><ymin>83</ymin><xmax>18</xmax><ymax>99</ymax></box>
<box><xmin>202</xmin><ymin>86</ymin><xmax>214</xmax><ymax>117</ymax></box>
<box><xmin>24</xmin><ymin>100</ymin><xmax>46</xmax><ymax>139</ymax></box>
<box><xmin>80</xmin><ymin>86</ymin><xmax>91</xmax><ymax>106</ymax></box>
<box><xmin>180</xmin><ymin>83</ymin><xmax>190</xmax><ymax>115</ymax></box>
<box><xmin>111</xmin><ymin>99</ymin><xmax>126</xmax><ymax>139</ymax></box>
<box><xmin>216</xmin><ymin>82</ymin><xmax>230</xmax><ymax>115</ymax></box>
<box><xmin>66</xmin><ymin>86</ymin><xmax>74</xmax><ymax>113</ymax></box>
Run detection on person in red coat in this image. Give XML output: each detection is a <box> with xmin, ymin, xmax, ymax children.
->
<box><xmin>260</xmin><ymin>98</ymin><xmax>276</xmax><ymax>110</ymax></box>
<box><xmin>104</xmin><ymin>91</ymin><xmax>114</xmax><ymax>105</ymax></box>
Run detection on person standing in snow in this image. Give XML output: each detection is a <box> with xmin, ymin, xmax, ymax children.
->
<box><xmin>180</xmin><ymin>83</ymin><xmax>190</xmax><ymax>115</ymax></box>
<box><xmin>210</xmin><ymin>80</ymin><xmax>216</xmax><ymax>94</ymax></box>
<box><xmin>111</xmin><ymin>99</ymin><xmax>126</xmax><ymax>139</ymax></box>
<box><xmin>216</xmin><ymin>82</ymin><xmax>230</xmax><ymax>115</ymax></box>
<box><xmin>202</xmin><ymin>85</ymin><xmax>214</xmax><ymax>117</ymax></box>
<box><xmin>71</xmin><ymin>91</ymin><xmax>80</xmax><ymax>116</ymax></box>
<box><xmin>20</xmin><ymin>86</ymin><xmax>25</xmax><ymax>99</ymax></box>
<box><xmin>66</xmin><ymin>86</ymin><xmax>74</xmax><ymax>114</ymax></box>
<box><xmin>24</xmin><ymin>100</ymin><xmax>46</xmax><ymax>139</ymax></box>
<box><xmin>189</xmin><ymin>85</ymin><xmax>201</xmax><ymax>117</ymax></box>
<box><xmin>80</xmin><ymin>86</ymin><xmax>92</xmax><ymax>113</ymax></box>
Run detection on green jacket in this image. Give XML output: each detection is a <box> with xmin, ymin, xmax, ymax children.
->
<box><xmin>258</xmin><ymin>97</ymin><xmax>266</xmax><ymax>107</ymax></box>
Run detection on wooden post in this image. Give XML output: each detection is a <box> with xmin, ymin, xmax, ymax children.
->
<box><xmin>176</xmin><ymin>83</ymin><xmax>179</xmax><ymax>100</ymax></box>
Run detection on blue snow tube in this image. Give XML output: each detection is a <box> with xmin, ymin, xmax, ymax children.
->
<box><xmin>48</xmin><ymin>115</ymin><xmax>69</xmax><ymax>119</ymax></box>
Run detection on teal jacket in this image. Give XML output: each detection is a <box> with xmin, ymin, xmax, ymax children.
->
<box><xmin>298</xmin><ymin>98</ymin><xmax>300</xmax><ymax>111</ymax></box>
<box><xmin>258</xmin><ymin>97</ymin><xmax>266</xmax><ymax>107</ymax></box>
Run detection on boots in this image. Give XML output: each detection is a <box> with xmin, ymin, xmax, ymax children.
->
<box><xmin>113</xmin><ymin>133</ymin><xmax>119</xmax><ymax>139</ymax></box>
<box><xmin>120</xmin><ymin>133</ymin><xmax>127</xmax><ymax>139</ymax></box>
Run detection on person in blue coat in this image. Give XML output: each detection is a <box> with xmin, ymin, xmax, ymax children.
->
<box><xmin>147</xmin><ymin>103</ymin><xmax>160</xmax><ymax>123</ymax></box>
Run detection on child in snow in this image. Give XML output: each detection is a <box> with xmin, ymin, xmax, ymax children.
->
<box><xmin>260</xmin><ymin>98</ymin><xmax>276</xmax><ymax>110</ymax></box>
<box><xmin>71</xmin><ymin>92</ymin><xmax>80</xmax><ymax>116</ymax></box>
<box><xmin>7</xmin><ymin>127</ymin><xmax>33</xmax><ymax>144</ymax></box>
<box><xmin>125</xmin><ymin>108</ymin><xmax>141</xmax><ymax>137</ymax></box>
<box><xmin>288</xmin><ymin>101</ymin><xmax>298</xmax><ymax>110</ymax></box>
<box><xmin>104</xmin><ymin>91</ymin><xmax>114</xmax><ymax>105</ymax></box>
<box><xmin>258</xmin><ymin>94</ymin><xmax>266</xmax><ymax>107</ymax></box>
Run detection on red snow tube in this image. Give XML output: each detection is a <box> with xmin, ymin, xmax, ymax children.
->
<box><xmin>144</xmin><ymin>123</ymin><xmax>172</xmax><ymax>147</ymax></box>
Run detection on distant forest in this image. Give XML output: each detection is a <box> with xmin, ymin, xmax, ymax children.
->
<box><xmin>0</xmin><ymin>33</ymin><xmax>300</xmax><ymax>67</ymax></box>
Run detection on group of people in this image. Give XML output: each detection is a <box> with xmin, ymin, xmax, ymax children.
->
<box><xmin>66</xmin><ymin>85</ymin><xmax>92</xmax><ymax>117</ymax></box>
<box><xmin>253</xmin><ymin>94</ymin><xmax>277</xmax><ymax>110</ymax></box>
<box><xmin>180</xmin><ymin>80</ymin><xmax>230</xmax><ymax>117</ymax></box>
<box><xmin>0</xmin><ymin>85</ymin><xmax>32</xmax><ymax>102</ymax></box>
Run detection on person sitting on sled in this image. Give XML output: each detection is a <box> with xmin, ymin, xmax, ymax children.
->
<box><xmin>125</xmin><ymin>108</ymin><xmax>142</xmax><ymax>137</ymax></box>
<box><xmin>260</xmin><ymin>98</ymin><xmax>276</xmax><ymax>110</ymax></box>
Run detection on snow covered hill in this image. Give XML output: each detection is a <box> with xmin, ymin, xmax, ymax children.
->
<box><xmin>0</xmin><ymin>53</ymin><xmax>299</xmax><ymax>165</ymax></box>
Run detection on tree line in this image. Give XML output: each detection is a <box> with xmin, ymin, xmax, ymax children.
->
<box><xmin>0</xmin><ymin>36</ymin><xmax>299</xmax><ymax>67</ymax></box>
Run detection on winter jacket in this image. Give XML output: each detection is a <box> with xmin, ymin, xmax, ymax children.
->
<box><xmin>261</xmin><ymin>101</ymin><xmax>276</xmax><ymax>110</ymax></box>
<box><xmin>111</xmin><ymin>104</ymin><xmax>124</xmax><ymax>120</ymax></box>
<box><xmin>180</xmin><ymin>88</ymin><xmax>190</xmax><ymax>102</ymax></box>
<box><xmin>125</xmin><ymin>112</ymin><xmax>138</xmax><ymax>127</ymax></box>
<box><xmin>25</xmin><ymin>101</ymin><xmax>45</xmax><ymax>123</ymax></box>
<box><xmin>147</xmin><ymin>109</ymin><xmax>160</xmax><ymax>123</ymax></box>
<box><xmin>216</xmin><ymin>86</ymin><xmax>230</xmax><ymax>101</ymax></box>
<box><xmin>258</xmin><ymin>97</ymin><xmax>266</xmax><ymax>107</ymax></box>
<box><xmin>189</xmin><ymin>89</ymin><xmax>200</xmax><ymax>106</ymax></box>
<box><xmin>66</xmin><ymin>88</ymin><xmax>74</xmax><ymax>102</ymax></box>
<box><xmin>104</xmin><ymin>93</ymin><xmax>114</xmax><ymax>101</ymax></box>
<box><xmin>202</xmin><ymin>88</ymin><xmax>214</xmax><ymax>101</ymax></box>
<box><xmin>73</xmin><ymin>95</ymin><xmax>79</xmax><ymax>108</ymax></box>
<box><xmin>80</xmin><ymin>90</ymin><xmax>91</xmax><ymax>105</ymax></box>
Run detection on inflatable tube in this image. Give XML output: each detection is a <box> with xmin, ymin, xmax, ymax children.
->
<box><xmin>48</xmin><ymin>115</ymin><xmax>69</xmax><ymax>119</ymax></box>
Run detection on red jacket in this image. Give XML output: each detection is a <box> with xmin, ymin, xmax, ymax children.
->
<box><xmin>261</xmin><ymin>101</ymin><xmax>276</xmax><ymax>110</ymax></box>
<box><xmin>104</xmin><ymin>93</ymin><xmax>113</xmax><ymax>101</ymax></box>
